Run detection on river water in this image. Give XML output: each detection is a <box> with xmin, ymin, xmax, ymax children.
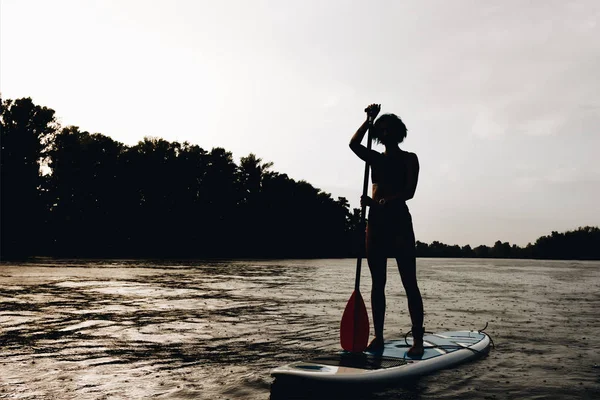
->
<box><xmin>1</xmin><ymin>258</ymin><xmax>599</xmax><ymax>399</ymax></box>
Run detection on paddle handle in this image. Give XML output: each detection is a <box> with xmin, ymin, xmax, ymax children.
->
<box><xmin>354</xmin><ymin>116</ymin><xmax>374</xmax><ymax>292</ymax></box>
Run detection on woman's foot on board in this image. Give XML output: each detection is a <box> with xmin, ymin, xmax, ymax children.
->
<box><xmin>407</xmin><ymin>326</ymin><xmax>425</xmax><ymax>358</ymax></box>
<box><xmin>365</xmin><ymin>337</ymin><xmax>384</xmax><ymax>353</ymax></box>
<box><xmin>407</xmin><ymin>343</ymin><xmax>424</xmax><ymax>358</ymax></box>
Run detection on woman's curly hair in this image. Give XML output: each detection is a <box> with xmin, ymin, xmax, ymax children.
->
<box><xmin>372</xmin><ymin>113</ymin><xmax>407</xmax><ymax>144</ymax></box>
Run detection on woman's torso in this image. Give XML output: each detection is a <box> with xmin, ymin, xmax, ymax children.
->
<box><xmin>371</xmin><ymin>150</ymin><xmax>409</xmax><ymax>201</ymax></box>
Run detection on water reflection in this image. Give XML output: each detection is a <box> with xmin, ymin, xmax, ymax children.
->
<box><xmin>270</xmin><ymin>377</ymin><xmax>423</xmax><ymax>400</ymax></box>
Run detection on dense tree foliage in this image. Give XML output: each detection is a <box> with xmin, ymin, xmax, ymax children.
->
<box><xmin>1</xmin><ymin>98</ymin><xmax>359</xmax><ymax>259</ymax></box>
<box><xmin>1</xmin><ymin>97</ymin><xmax>57</xmax><ymax>257</ymax></box>
<box><xmin>1</xmin><ymin>98</ymin><xmax>598</xmax><ymax>260</ymax></box>
<box><xmin>415</xmin><ymin>228</ymin><xmax>600</xmax><ymax>260</ymax></box>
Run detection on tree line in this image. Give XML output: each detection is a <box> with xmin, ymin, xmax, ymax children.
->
<box><xmin>416</xmin><ymin>226</ymin><xmax>600</xmax><ymax>260</ymax></box>
<box><xmin>1</xmin><ymin>97</ymin><xmax>598</xmax><ymax>260</ymax></box>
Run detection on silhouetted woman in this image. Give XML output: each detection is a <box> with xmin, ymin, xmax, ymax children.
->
<box><xmin>349</xmin><ymin>103</ymin><xmax>424</xmax><ymax>357</ymax></box>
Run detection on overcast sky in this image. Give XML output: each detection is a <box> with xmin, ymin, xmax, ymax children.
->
<box><xmin>2</xmin><ymin>0</ymin><xmax>599</xmax><ymax>246</ymax></box>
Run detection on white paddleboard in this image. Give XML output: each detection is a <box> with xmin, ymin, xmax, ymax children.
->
<box><xmin>271</xmin><ymin>330</ymin><xmax>491</xmax><ymax>383</ymax></box>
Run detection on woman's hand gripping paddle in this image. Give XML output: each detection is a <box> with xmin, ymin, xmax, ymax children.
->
<box><xmin>340</xmin><ymin>107</ymin><xmax>377</xmax><ymax>352</ymax></box>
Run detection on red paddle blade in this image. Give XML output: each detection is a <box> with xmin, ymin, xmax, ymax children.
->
<box><xmin>340</xmin><ymin>290</ymin><xmax>370</xmax><ymax>352</ymax></box>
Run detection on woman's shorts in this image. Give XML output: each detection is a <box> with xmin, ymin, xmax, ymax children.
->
<box><xmin>366</xmin><ymin>202</ymin><xmax>416</xmax><ymax>258</ymax></box>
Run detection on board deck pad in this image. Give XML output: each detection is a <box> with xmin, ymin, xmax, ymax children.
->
<box><xmin>305</xmin><ymin>331</ymin><xmax>484</xmax><ymax>370</ymax></box>
<box><xmin>380</xmin><ymin>331</ymin><xmax>486</xmax><ymax>360</ymax></box>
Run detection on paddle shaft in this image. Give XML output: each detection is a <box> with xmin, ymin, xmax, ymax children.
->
<box><xmin>340</xmin><ymin>112</ymin><xmax>375</xmax><ymax>353</ymax></box>
<box><xmin>354</xmin><ymin>115</ymin><xmax>374</xmax><ymax>292</ymax></box>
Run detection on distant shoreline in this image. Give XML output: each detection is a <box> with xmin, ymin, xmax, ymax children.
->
<box><xmin>2</xmin><ymin>255</ymin><xmax>599</xmax><ymax>262</ymax></box>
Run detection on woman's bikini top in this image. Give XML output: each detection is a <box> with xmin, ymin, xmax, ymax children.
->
<box><xmin>371</xmin><ymin>151</ymin><xmax>407</xmax><ymax>196</ymax></box>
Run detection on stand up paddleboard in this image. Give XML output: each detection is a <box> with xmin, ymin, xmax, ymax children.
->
<box><xmin>271</xmin><ymin>330</ymin><xmax>491</xmax><ymax>383</ymax></box>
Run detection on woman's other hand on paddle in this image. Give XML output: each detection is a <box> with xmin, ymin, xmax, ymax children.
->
<box><xmin>360</xmin><ymin>195</ymin><xmax>378</xmax><ymax>208</ymax></box>
<box><xmin>365</xmin><ymin>104</ymin><xmax>381</xmax><ymax>119</ymax></box>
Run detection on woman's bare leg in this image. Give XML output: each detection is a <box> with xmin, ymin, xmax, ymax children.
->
<box><xmin>396</xmin><ymin>232</ymin><xmax>424</xmax><ymax>357</ymax></box>
<box><xmin>367</xmin><ymin>254</ymin><xmax>387</xmax><ymax>348</ymax></box>
<box><xmin>396</xmin><ymin>253</ymin><xmax>424</xmax><ymax>329</ymax></box>
<box><xmin>365</xmin><ymin>224</ymin><xmax>387</xmax><ymax>351</ymax></box>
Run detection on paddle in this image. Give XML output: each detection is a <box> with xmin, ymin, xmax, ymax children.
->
<box><xmin>340</xmin><ymin>109</ymin><xmax>375</xmax><ymax>353</ymax></box>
